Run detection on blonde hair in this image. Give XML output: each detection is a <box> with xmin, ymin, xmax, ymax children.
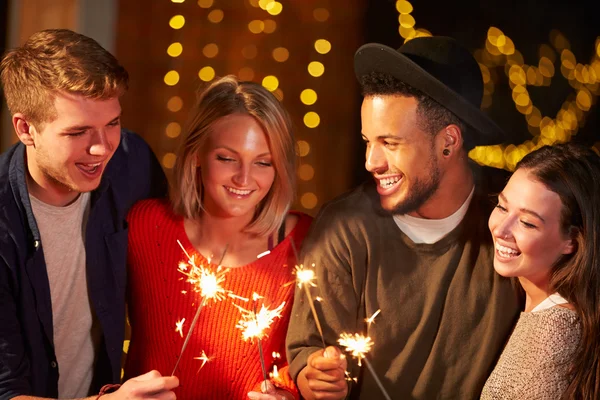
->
<box><xmin>171</xmin><ymin>75</ymin><xmax>296</xmax><ymax>236</ymax></box>
<box><xmin>0</xmin><ymin>29</ymin><xmax>128</xmax><ymax>126</ymax></box>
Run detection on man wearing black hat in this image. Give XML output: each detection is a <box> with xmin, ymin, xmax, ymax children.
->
<box><xmin>286</xmin><ymin>36</ymin><xmax>521</xmax><ymax>399</ymax></box>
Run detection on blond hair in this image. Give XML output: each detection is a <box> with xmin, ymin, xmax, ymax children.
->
<box><xmin>0</xmin><ymin>29</ymin><xmax>128</xmax><ymax>126</ymax></box>
<box><xmin>171</xmin><ymin>75</ymin><xmax>296</xmax><ymax>236</ymax></box>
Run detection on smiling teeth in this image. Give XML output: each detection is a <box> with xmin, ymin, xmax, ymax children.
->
<box><xmin>379</xmin><ymin>177</ymin><xmax>400</xmax><ymax>188</ymax></box>
<box><xmin>496</xmin><ymin>244</ymin><xmax>520</xmax><ymax>258</ymax></box>
<box><xmin>227</xmin><ymin>187</ymin><xmax>251</xmax><ymax>195</ymax></box>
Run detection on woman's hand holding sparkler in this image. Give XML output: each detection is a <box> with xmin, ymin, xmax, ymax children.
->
<box><xmin>247</xmin><ymin>380</ymin><xmax>295</xmax><ymax>400</ymax></box>
<box><xmin>104</xmin><ymin>370</ymin><xmax>179</xmax><ymax>400</ymax></box>
<box><xmin>297</xmin><ymin>346</ymin><xmax>348</xmax><ymax>400</ymax></box>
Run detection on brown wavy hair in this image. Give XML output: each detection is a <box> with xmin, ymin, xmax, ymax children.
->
<box><xmin>516</xmin><ymin>143</ymin><xmax>600</xmax><ymax>399</ymax></box>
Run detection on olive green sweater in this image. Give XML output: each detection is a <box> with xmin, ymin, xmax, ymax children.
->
<box><xmin>286</xmin><ymin>180</ymin><xmax>520</xmax><ymax>399</ymax></box>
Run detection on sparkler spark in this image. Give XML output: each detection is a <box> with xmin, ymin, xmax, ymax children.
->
<box><xmin>235</xmin><ymin>294</ymin><xmax>286</xmax><ymax>382</ymax></box>
<box><xmin>235</xmin><ymin>299</ymin><xmax>286</xmax><ymax>342</ymax></box>
<box><xmin>175</xmin><ymin>318</ymin><xmax>186</xmax><ymax>338</ymax></box>
<box><xmin>294</xmin><ymin>264</ymin><xmax>317</xmax><ymax>288</ymax></box>
<box><xmin>177</xmin><ymin>259</ymin><xmax>228</xmax><ymax>303</ymax></box>
<box><xmin>338</xmin><ymin>333</ymin><xmax>374</xmax><ymax>367</ymax></box>
<box><xmin>269</xmin><ymin>364</ymin><xmax>279</xmax><ymax>379</ymax></box>
<box><xmin>193</xmin><ymin>350</ymin><xmax>211</xmax><ymax>373</ymax></box>
<box><xmin>365</xmin><ymin>309</ymin><xmax>381</xmax><ymax>328</ymax></box>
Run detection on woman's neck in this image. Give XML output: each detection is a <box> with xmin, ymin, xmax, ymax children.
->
<box><xmin>184</xmin><ymin>211</ymin><xmax>268</xmax><ymax>267</ymax></box>
<box><xmin>519</xmin><ymin>276</ymin><xmax>552</xmax><ymax>312</ymax></box>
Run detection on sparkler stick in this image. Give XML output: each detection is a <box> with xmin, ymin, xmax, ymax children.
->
<box><xmin>171</xmin><ymin>243</ymin><xmax>229</xmax><ymax>376</ymax></box>
<box><xmin>252</xmin><ymin>295</ymin><xmax>268</xmax><ymax>382</ymax></box>
<box><xmin>235</xmin><ymin>293</ymin><xmax>286</xmax><ymax>383</ymax></box>
<box><xmin>290</xmin><ymin>239</ymin><xmax>326</xmax><ymax>348</ymax></box>
<box><xmin>363</xmin><ymin>358</ymin><xmax>392</xmax><ymax>400</ymax></box>
<box><xmin>337</xmin><ymin>310</ymin><xmax>391</xmax><ymax>400</ymax></box>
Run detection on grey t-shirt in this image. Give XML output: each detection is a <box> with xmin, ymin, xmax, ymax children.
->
<box><xmin>30</xmin><ymin>192</ymin><xmax>101</xmax><ymax>398</ymax></box>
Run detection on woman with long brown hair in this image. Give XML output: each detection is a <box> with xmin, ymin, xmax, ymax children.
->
<box><xmin>481</xmin><ymin>142</ymin><xmax>600</xmax><ymax>399</ymax></box>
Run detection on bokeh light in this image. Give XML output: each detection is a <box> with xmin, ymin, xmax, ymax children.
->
<box><xmin>314</xmin><ymin>39</ymin><xmax>332</xmax><ymax>54</ymax></box>
<box><xmin>164</xmin><ymin>70</ymin><xmax>180</xmax><ymax>86</ymax></box>
<box><xmin>303</xmin><ymin>112</ymin><xmax>320</xmax><ymax>128</ymax></box>
<box><xmin>262</xmin><ymin>75</ymin><xmax>279</xmax><ymax>91</ymax></box>
<box><xmin>169</xmin><ymin>15</ymin><xmax>185</xmax><ymax>29</ymax></box>
<box><xmin>167</xmin><ymin>42</ymin><xmax>183</xmax><ymax>57</ymax></box>
<box><xmin>308</xmin><ymin>62</ymin><xmax>325</xmax><ymax>77</ymax></box>
<box><xmin>198</xmin><ymin>66</ymin><xmax>215</xmax><ymax>81</ymax></box>
<box><xmin>300</xmin><ymin>89</ymin><xmax>317</xmax><ymax>105</ymax></box>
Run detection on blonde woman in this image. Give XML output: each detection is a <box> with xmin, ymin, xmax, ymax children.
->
<box><xmin>124</xmin><ymin>76</ymin><xmax>311</xmax><ymax>400</ymax></box>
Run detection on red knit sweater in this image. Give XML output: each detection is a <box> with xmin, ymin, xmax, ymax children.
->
<box><xmin>124</xmin><ymin>199</ymin><xmax>311</xmax><ymax>399</ymax></box>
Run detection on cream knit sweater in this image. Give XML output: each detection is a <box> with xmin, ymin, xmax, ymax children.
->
<box><xmin>481</xmin><ymin>307</ymin><xmax>580</xmax><ymax>399</ymax></box>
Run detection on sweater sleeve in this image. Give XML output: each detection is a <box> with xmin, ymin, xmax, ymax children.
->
<box><xmin>285</xmin><ymin>199</ymin><xmax>365</xmax><ymax>383</ymax></box>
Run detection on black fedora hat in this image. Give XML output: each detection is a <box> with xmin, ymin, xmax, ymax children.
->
<box><xmin>354</xmin><ymin>36</ymin><xmax>505</xmax><ymax>148</ymax></box>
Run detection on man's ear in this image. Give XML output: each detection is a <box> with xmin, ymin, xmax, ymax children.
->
<box><xmin>443</xmin><ymin>125</ymin><xmax>463</xmax><ymax>152</ymax></box>
<box><xmin>13</xmin><ymin>113</ymin><xmax>36</xmax><ymax>146</ymax></box>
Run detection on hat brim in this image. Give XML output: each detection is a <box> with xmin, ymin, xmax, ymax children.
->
<box><xmin>354</xmin><ymin>43</ymin><xmax>506</xmax><ymax>147</ymax></box>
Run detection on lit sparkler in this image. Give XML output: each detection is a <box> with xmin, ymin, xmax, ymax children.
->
<box><xmin>235</xmin><ymin>292</ymin><xmax>286</xmax><ymax>381</ymax></box>
<box><xmin>294</xmin><ymin>263</ymin><xmax>326</xmax><ymax>348</ymax></box>
<box><xmin>289</xmin><ymin>238</ymin><xmax>327</xmax><ymax>349</ymax></box>
<box><xmin>337</xmin><ymin>310</ymin><xmax>391</xmax><ymax>400</ymax></box>
<box><xmin>171</xmin><ymin>241</ymin><xmax>229</xmax><ymax>376</ymax></box>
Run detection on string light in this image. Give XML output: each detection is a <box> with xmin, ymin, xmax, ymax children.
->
<box><xmin>314</xmin><ymin>39</ymin><xmax>332</xmax><ymax>55</ymax></box>
<box><xmin>169</xmin><ymin>15</ymin><xmax>185</xmax><ymax>29</ymax></box>
<box><xmin>198</xmin><ymin>66</ymin><xmax>216</xmax><ymax>82</ymax></box>
<box><xmin>300</xmin><ymin>193</ymin><xmax>318</xmax><ymax>210</ymax></box>
<box><xmin>296</xmin><ymin>140</ymin><xmax>311</xmax><ymax>157</ymax></box>
<box><xmin>202</xmin><ymin>43</ymin><xmax>219</xmax><ymax>58</ymax></box>
<box><xmin>167</xmin><ymin>96</ymin><xmax>183</xmax><ymax>112</ymax></box>
<box><xmin>166</xmin><ymin>122</ymin><xmax>181</xmax><ymax>138</ymax></box>
<box><xmin>207</xmin><ymin>9</ymin><xmax>224</xmax><ymax>23</ymax></box>
<box><xmin>266</xmin><ymin>2</ymin><xmax>283</xmax><ymax>16</ymax></box>
<box><xmin>298</xmin><ymin>165</ymin><xmax>315</xmax><ymax>181</ymax></box>
<box><xmin>300</xmin><ymin>89</ymin><xmax>317</xmax><ymax>105</ymax></box>
<box><xmin>162</xmin><ymin>153</ymin><xmax>177</xmax><ymax>169</ymax></box>
<box><xmin>313</xmin><ymin>8</ymin><xmax>329</xmax><ymax>22</ymax></box>
<box><xmin>307</xmin><ymin>61</ymin><xmax>325</xmax><ymax>77</ymax></box>
<box><xmin>272</xmin><ymin>47</ymin><xmax>289</xmax><ymax>62</ymax></box>
<box><xmin>303</xmin><ymin>112</ymin><xmax>320</xmax><ymax>128</ymax></box>
<box><xmin>167</xmin><ymin>42</ymin><xmax>183</xmax><ymax>57</ymax></box>
<box><xmin>238</xmin><ymin>67</ymin><xmax>255</xmax><ymax>81</ymax></box>
<box><xmin>164</xmin><ymin>70</ymin><xmax>180</xmax><ymax>86</ymax></box>
<box><xmin>262</xmin><ymin>75</ymin><xmax>279</xmax><ymax>91</ymax></box>
<box><xmin>397</xmin><ymin>5</ymin><xmax>599</xmax><ymax>170</ymax></box>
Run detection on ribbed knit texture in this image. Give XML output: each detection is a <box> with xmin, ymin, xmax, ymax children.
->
<box><xmin>481</xmin><ymin>307</ymin><xmax>580</xmax><ymax>399</ymax></box>
<box><xmin>124</xmin><ymin>199</ymin><xmax>311</xmax><ymax>399</ymax></box>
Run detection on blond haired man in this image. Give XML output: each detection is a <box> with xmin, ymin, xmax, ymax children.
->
<box><xmin>0</xmin><ymin>29</ymin><xmax>178</xmax><ymax>399</ymax></box>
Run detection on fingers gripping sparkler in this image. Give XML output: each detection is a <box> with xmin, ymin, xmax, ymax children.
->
<box><xmin>171</xmin><ymin>241</ymin><xmax>229</xmax><ymax>376</ymax></box>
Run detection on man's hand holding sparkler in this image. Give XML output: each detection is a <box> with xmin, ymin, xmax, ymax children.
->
<box><xmin>103</xmin><ymin>370</ymin><xmax>179</xmax><ymax>400</ymax></box>
<box><xmin>297</xmin><ymin>346</ymin><xmax>347</xmax><ymax>400</ymax></box>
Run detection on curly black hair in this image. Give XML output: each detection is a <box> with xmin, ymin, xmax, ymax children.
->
<box><xmin>359</xmin><ymin>71</ymin><xmax>469</xmax><ymax>145</ymax></box>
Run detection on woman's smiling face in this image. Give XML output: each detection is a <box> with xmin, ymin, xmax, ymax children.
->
<box><xmin>488</xmin><ymin>168</ymin><xmax>575</xmax><ymax>285</ymax></box>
